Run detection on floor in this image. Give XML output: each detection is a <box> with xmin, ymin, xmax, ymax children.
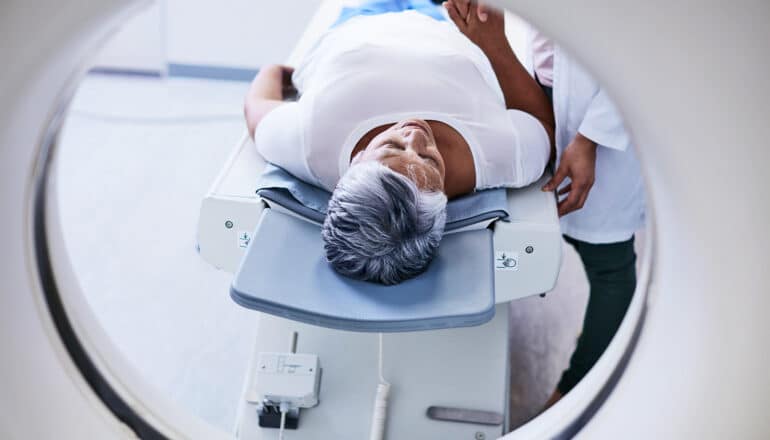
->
<box><xmin>507</xmin><ymin>229</ymin><xmax>645</xmax><ymax>427</ymax></box>
<box><xmin>56</xmin><ymin>74</ymin><xmax>255</xmax><ymax>431</ymax></box>
<box><xmin>55</xmin><ymin>73</ymin><xmax>646</xmax><ymax>434</ymax></box>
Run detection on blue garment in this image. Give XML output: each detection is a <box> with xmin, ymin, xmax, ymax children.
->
<box><xmin>332</xmin><ymin>0</ymin><xmax>445</xmax><ymax>28</ymax></box>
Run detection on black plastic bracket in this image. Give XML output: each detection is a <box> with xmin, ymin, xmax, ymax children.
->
<box><xmin>257</xmin><ymin>405</ymin><xmax>300</xmax><ymax>430</ymax></box>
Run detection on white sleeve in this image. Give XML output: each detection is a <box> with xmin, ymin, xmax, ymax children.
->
<box><xmin>253</xmin><ymin>102</ymin><xmax>314</xmax><ymax>183</ymax></box>
<box><xmin>577</xmin><ymin>88</ymin><xmax>631</xmax><ymax>151</ymax></box>
<box><xmin>508</xmin><ymin>109</ymin><xmax>550</xmax><ymax>187</ymax></box>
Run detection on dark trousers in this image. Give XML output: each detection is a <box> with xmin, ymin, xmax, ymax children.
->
<box><xmin>557</xmin><ymin>234</ymin><xmax>637</xmax><ymax>394</ymax></box>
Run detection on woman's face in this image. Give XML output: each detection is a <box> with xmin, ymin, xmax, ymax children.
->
<box><xmin>353</xmin><ymin>119</ymin><xmax>446</xmax><ymax>192</ymax></box>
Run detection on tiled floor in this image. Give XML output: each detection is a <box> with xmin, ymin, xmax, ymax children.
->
<box><xmin>54</xmin><ymin>73</ymin><xmax>646</xmax><ymax>434</ymax></box>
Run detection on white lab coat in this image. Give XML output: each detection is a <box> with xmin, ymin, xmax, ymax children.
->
<box><xmin>526</xmin><ymin>38</ymin><xmax>646</xmax><ymax>244</ymax></box>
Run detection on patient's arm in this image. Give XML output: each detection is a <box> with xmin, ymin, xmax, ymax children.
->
<box><xmin>444</xmin><ymin>1</ymin><xmax>555</xmax><ymax>150</ymax></box>
<box><xmin>244</xmin><ymin>64</ymin><xmax>295</xmax><ymax>138</ymax></box>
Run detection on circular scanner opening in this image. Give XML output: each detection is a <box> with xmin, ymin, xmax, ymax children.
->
<box><xmin>34</xmin><ymin>1</ymin><xmax>652</xmax><ymax>438</ymax></box>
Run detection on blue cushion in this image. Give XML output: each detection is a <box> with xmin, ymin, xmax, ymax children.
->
<box><xmin>256</xmin><ymin>164</ymin><xmax>509</xmax><ymax>231</ymax></box>
<box><xmin>231</xmin><ymin>209</ymin><xmax>496</xmax><ymax>332</ymax></box>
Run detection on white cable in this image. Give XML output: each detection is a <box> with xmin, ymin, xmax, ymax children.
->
<box><xmin>369</xmin><ymin>333</ymin><xmax>391</xmax><ymax>440</ymax></box>
<box><xmin>378</xmin><ymin>333</ymin><xmax>390</xmax><ymax>386</ymax></box>
<box><xmin>276</xmin><ymin>333</ymin><xmax>298</xmax><ymax>440</ymax></box>
<box><xmin>279</xmin><ymin>402</ymin><xmax>289</xmax><ymax>440</ymax></box>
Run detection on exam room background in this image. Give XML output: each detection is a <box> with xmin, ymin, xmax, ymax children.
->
<box><xmin>55</xmin><ymin>0</ymin><xmax>646</xmax><ymax>433</ymax></box>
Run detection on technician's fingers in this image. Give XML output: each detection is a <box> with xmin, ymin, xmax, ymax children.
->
<box><xmin>558</xmin><ymin>179</ymin><xmax>593</xmax><ymax>216</ymax></box>
<box><xmin>557</xmin><ymin>190</ymin><xmax>582</xmax><ymax>216</ymax></box>
<box><xmin>576</xmin><ymin>182</ymin><xmax>593</xmax><ymax>210</ymax></box>
<box><xmin>543</xmin><ymin>164</ymin><xmax>568</xmax><ymax>192</ymax></box>
<box><xmin>557</xmin><ymin>183</ymin><xmax>572</xmax><ymax>196</ymax></box>
<box><xmin>444</xmin><ymin>1</ymin><xmax>467</xmax><ymax>31</ymax></box>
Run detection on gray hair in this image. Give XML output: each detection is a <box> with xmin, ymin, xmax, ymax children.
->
<box><xmin>322</xmin><ymin>161</ymin><xmax>448</xmax><ymax>285</ymax></box>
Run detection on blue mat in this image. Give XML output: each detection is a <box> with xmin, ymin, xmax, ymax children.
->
<box><xmin>256</xmin><ymin>164</ymin><xmax>510</xmax><ymax>231</ymax></box>
<box><xmin>231</xmin><ymin>209</ymin><xmax>496</xmax><ymax>332</ymax></box>
<box><xmin>229</xmin><ymin>164</ymin><xmax>506</xmax><ymax>332</ymax></box>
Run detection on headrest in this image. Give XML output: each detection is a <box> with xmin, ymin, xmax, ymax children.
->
<box><xmin>256</xmin><ymin>164</ymin><xmax>509</xmax><ymax>232</ymax></box>
<box><xmin>231</xmin><ymin>208</ymin><xmax>496</xmax><ymax>332</ymax></box>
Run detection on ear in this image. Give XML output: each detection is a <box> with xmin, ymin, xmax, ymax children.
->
<box><xmin>351</xmin><ymin>151</ymin><xmax>364</xmax><ymax>165</ymax></box>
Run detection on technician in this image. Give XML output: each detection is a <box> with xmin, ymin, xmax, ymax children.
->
<box><xmin>444</xmin><ymin>0</ymin><xmax>646</xmax><ymax>407</ymax></box>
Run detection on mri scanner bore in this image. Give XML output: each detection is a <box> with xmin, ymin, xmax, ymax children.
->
<box><xmin>49</xmin><ymin>0</ymin><xmax>648</xmax><ymax>438</ymax></box>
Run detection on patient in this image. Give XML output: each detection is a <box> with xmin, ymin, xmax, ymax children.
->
<box><xmin>245</xmin><ymin>0</ymin><xmax>554</xmax><ymax>285</ymax></box>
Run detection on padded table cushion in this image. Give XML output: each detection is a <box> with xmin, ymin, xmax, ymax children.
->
<box><xmin>231</xmin><ymin>209</ymin><xmax>496</xmax><ymax>332</ymax></box>
<box><xmin>256</xmin><ymin>164</ymin><xmax>509</xmax><ymax>231</ymax></box>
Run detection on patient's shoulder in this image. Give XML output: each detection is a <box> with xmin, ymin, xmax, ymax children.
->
<box><xmin>254</xmin><ymin>102</ymin><xmax>312</xmax><ymax>183</ymax></box>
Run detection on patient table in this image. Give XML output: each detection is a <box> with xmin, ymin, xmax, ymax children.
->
<box><xmin>195</xmin><ymin>2</ymin><xmax>561</xmax><ymax>438</ymax></box>
<box><xmin>197</xmin><ymin>134</ymin><xmax>560</xmax><ymax>439</ymax></box>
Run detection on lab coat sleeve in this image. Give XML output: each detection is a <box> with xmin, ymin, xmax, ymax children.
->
<box><xmin>577</xmin><ymin>88</ymin><xmax>632</xmax><ymax>151</ymax></box>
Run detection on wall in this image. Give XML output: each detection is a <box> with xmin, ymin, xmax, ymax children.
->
<box><xmin>94</xmin><ymin>0</ymin><xmax>322</xmax><ymax>77</ymax></box>
<box><xmin>165</xmin><ymin>0</ymin><xmax>320</xmax><ymax>70</ymax></box>
<box><xmin>92</xmin><ymin>1</ymin><xmax>165</xmax><ymax>73</ymax></box>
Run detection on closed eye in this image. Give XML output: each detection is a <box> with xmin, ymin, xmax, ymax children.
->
<box><xmin>421</xmin><ymin>155</ymin><xmax>439</xmax><ymax>166</ymax></box>
<box><xmin>382</xmin><ymin>142</ymin><xmax>404</xmax><ymax>150</ymax></box>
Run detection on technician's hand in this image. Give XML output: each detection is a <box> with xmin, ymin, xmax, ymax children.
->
<box><xmin>444</xmin><ymin>0</ymin><xmax>505</xmax><ymax>53</ymax></box>
<box><xmin>542</xmin><ymin>133</ymin><xmax>598</xmax><ymax>217</ymax></box>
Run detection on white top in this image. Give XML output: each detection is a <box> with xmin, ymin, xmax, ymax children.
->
<box><xmin>255</xmin><ymin>11</ymin><xmax>550</xmax><ymax>192</ymax></box>
<box><xmin>526</xmin><ymin>26</ymin><xmax>645</xmax><ymax>243</ymax></box>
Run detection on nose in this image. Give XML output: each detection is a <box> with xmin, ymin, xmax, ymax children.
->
<box><xmin>401</xmin><ymin>129</ymin><xmax>429</xmax><ymax>153</ymax></box>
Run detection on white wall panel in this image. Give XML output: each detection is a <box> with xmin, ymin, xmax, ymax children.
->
<box><xmin>165</xmin><ymin>0</ymin><xmax>320</xmax><ymax>69</ymax></box>
<box><xmin>92</xmin><ymin>1</ymin><xmax>165</xmax><ymax>73</ymax></box>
